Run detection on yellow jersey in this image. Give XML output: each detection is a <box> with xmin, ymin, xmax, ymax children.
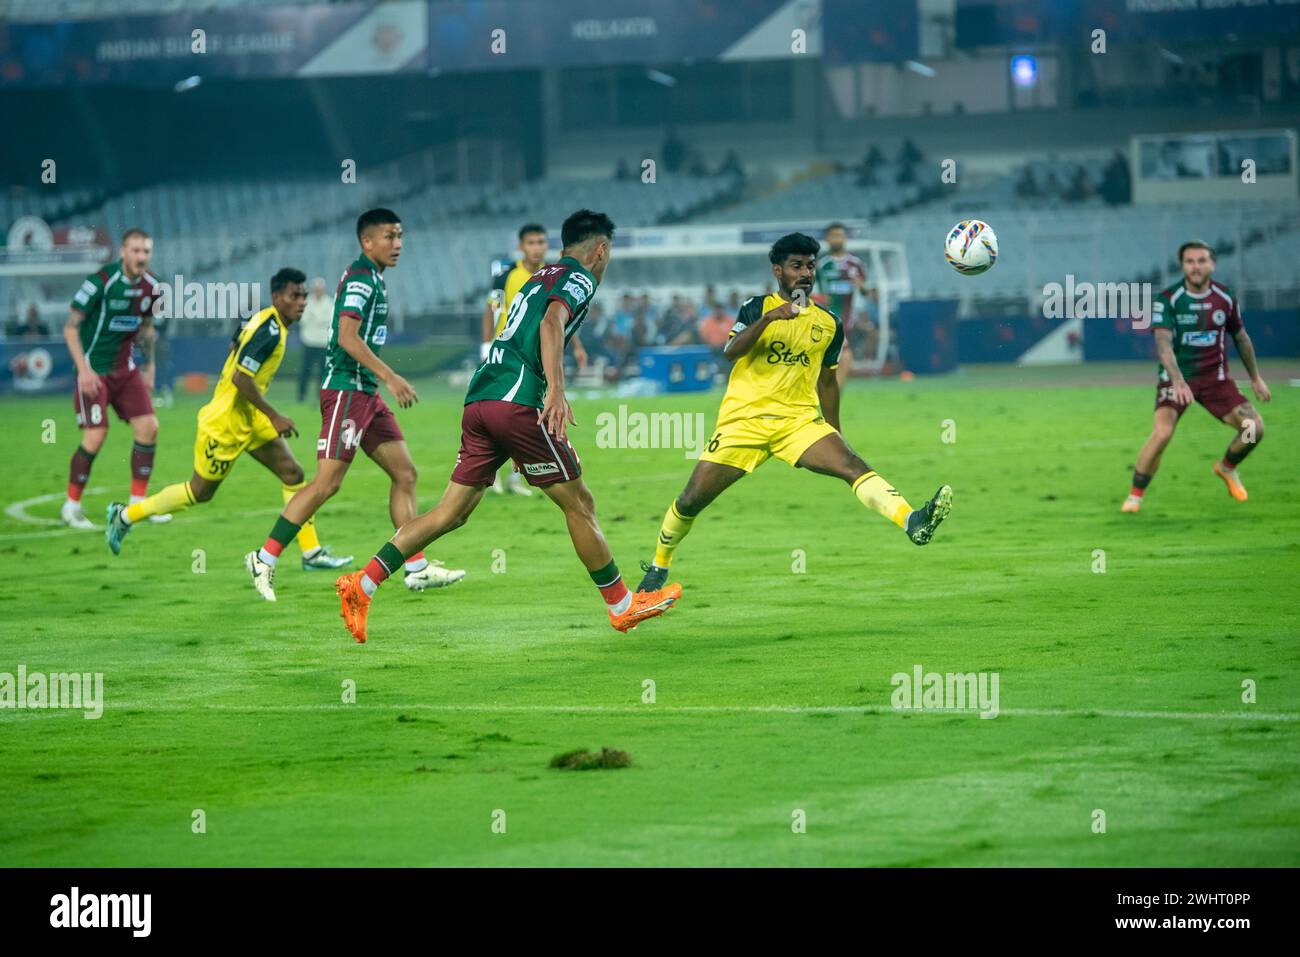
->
<box><xmin>197</xmin><ymin>305</ymin><xmax>287</xmax><ymax>442</ymax></box>
<box><xmin>488</xmin><ymin>259</ymin><xmax>541</xmax><ymax>338</ymax></box>
<box><xmin>716</xmin><ymin>294</ymin><xmax>843</xmax><ymax>425</ymax></box>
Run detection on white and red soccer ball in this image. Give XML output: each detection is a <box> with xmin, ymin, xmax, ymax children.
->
<box><xmin>944</xmin><ymin>220</ymin><xmax>999</xmax><ymax>276</ymax></box>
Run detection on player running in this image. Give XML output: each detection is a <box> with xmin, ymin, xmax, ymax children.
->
<box><xmin>244</xmin><ymin>209</ymin><xmax>463</xmax><ymax>601</ymax></box>
<box><xmin>637</xmin><ymin>232</ymin><xmax>951</xmax><ymax>596</ymax></box>
<box><xmin>61</xmin><ymin>229</ymin><xmax>164</xmax><ymax>529</ymax></box>
<box><xmin>813</xmin><ymin>222</ymin><xmax>872</xmax><ymax>388</ymax></box>
<box><xmin>335</xmin><ymin>210</ymin><xmax>680</xmax><ymax>643</ymax></box>
<box><xmin>1122</xmin><ymin>241</ymin><xmax>1269</xmax><ymax>512</ymax></box>
<box><xmin>105</xmin><ymin>268</ymin><xmax>351</xmax><ymax>570</ymax></box>
<box><xmin>482</xmin><ymin>224</ymin><xmax>548</xmax><ymax>497</ymax></box>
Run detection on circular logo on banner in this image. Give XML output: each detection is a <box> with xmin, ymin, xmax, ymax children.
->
<box><xmin>7</xmin><ymin>216</ymin><xmax>54</xmax><ymax>252</ymax></box>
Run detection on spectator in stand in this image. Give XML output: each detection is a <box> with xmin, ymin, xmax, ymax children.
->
<box><xmin>1064</xmin><ymin>166</ymin><xmax>1095</xmax><ymax>203</ymax></box>
<box><xmin>1015</xmin><ymin>166</ymin><xmax>1040</xmax><ymax>199</ymax></box>
<box><xmin>296</xmin><ymin>276</ymin><xmax>333</xmax><ymax>402</ymax></box>
<box><xmin>614</xmin><ymin>158</ymin><xmax>634</xmax><ymax>181</ymax></box>
<box><xmin>1100</xmin><ymin>150</ymin><xmax>1132</xmax><ymax>206</ymax></box>
<box><xmin>662</xmin><ymin>127</ymin><xmax>687</xmax><ymax>174</ymax></box>
<box><xmin>698</xmin><ymin>304</ymin><xmax>733</xmax><ymax>352</ymax></box>
<box><xmin>718</xmin><ymin>150</ymin><xmax>745</xmax><ymax>182</ymax></box>
<box><xmin>7</xmin><ymin>303</ymin><xmax>51</xmax><ymax>340</ymax></box>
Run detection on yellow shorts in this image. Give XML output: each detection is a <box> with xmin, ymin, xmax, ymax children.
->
<box><xmin>193</xmin><ymin>412</ymin><xmax>279</xmax><ymax>482</ymax></box>
<box><xmin>699</xmin><ymin>413</ymin><xmax>838</xmax><ymax>474</ymax></box>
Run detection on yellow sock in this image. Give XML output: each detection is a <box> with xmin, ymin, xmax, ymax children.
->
<box><xmin>125</xmin><ymin>481</ymin><xmax>196</xmax><ymax>524</ymax></box>
<box><xmin>283</xmin><ymin>482</ymin><xmax>321</xmax><ymax>553</ymax></box>
<box><xmin>852</xmin><ymin>471</ymin><xmax>913</xmax><ymax>529</ymax></box>
<box><xmin>652</xmin><ymin>501</ymin><xmax>696</xmax><ymax>568</ymax></box>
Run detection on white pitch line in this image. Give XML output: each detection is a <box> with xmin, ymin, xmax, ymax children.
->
<box><xmin>44</xmin><ymin>702</ymin><xmax>1299</xmax><ymax>722</ymax></box>
<box><xmin>4</xmin><ymin>487</ymin><xmax>108</xmax><ymax>527</ymax></box>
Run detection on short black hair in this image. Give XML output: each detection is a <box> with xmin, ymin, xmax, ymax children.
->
<box><xmin>769</xmin><ymin>232</ymin><xmax>820</xmax><ymax>265</ymax></box>
<box><xmin>270</xmin><ymin>267</ymin><xmax>307</xmax><ymax>294</ymax></box>
<box><xmin>824</xmin><ymin>222</ymin><xmax>847</xmax><ymax>235</ymax></box>
<box><xmin>561</xmin><ymin>209</ymin><xmax>615</xmax><ymax>249</ymax></box>
<box><xmin>1178</xmin><ymin>240</ymin><xmax>1215</xmax><ymax>262</ymax></box>
<box><xmin>518</xmin><ymin>222</ymin><xmax>546</xmax><ymax>241</ymax></box>
<box><xmin>357</xmin><ymin>208</ymin><xmax>401</xmax><ymax>239</ymax></box>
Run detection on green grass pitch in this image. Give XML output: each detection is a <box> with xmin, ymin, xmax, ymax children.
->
<box><xmin>1</xmin><ymin>361</ymin><xmax>1296</xmax><ymax>866</ymax></box>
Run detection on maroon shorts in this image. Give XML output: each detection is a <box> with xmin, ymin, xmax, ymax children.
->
<box><xmin>74</xmin><ymin>366</ymin><xmax>154</xmax><ymax>429</ymax></box>
<box><xmin>317</xmin><ymin>388</ymin><xmax>405</xmax><ymax>462</ymax></box>
<box><xmin>451</xmin><ymin>400</ymin><xmax>582</xmax><ymax>488</ymax></box>
<box><xmin>1156</xmin><ymin>376</ymin><xmax>1248</xmax><ymax>421</ymax></box>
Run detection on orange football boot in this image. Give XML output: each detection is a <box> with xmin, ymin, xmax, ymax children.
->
<box><xmin>336</xmin><ymin>572</ymin><xmax>372</xmax><ymax>643</ymax></box>
<box><xmin>1213</xmin><ymin>461</ymin><xmax>1248</xmax><ymax>502</ymax></box>
<box><xmin>610</xmin><ymin>584</ymin><xmax>682</xmax><ymax>633</ymax></box>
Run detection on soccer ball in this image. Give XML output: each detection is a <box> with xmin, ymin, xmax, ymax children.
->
<box><xmin>944</xmin><ymin>220</ymin><xmax>998</xmax><ymax>275</ymax></box>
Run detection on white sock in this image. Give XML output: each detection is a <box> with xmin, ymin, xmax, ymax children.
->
<box><xmin>607</xmin><ymin>592</ymin><xmax>632</xmax><ymax>615</ymax></box>
<box><xmin>405</xmin><ymin>557</ymin><xmax>429</xmax><ymax>573</ymax></box>
<box><xmin>360</xmin><ymin>574</ymin><xmax>378</xmax><ymax>597</ymax></box>
<box><xmin>257</xmin><ymin>548</ymin><xmax>279</xmax><ymax>568</ymax></box>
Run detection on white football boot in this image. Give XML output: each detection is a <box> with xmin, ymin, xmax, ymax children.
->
<box><xmin>404</xmin><ymin>560</ymin><xmax>466</xmax><ymax>591</ymax></box>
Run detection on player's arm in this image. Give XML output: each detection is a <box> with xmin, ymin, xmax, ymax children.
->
<box><xmin>1154</xmin><ymin>328</ymin><xmax>1193</xmax><ymax>405</ymax></box>
<box><xmin>336</xmin><ymin>314</ymin><xmax>417</xmax><ymax>408</ymax></box>
<box><xmin>137</xmin><ymin>313</ymin><xmax>156</xmax><ymax>390</ymax></box>
<box><xmin>231</xmin><ymin>371</ymin><xmax>296</xmax><ymax>436</ymax></box>
<box><xmin>63</xmin><ymin>307</ymin><xmax>102</xmax><ymax>397</ymax></box>
<box><xmin>817</xmin><ymin>365</ymin><xmax>842</xmax><ymax>432</ymax></box>
<box><xmin>724</xmin><ymin>299</ymin><xmax>798</xmax><ymax>361</ymax></box>
<box><xmin>1232</xmin><ymin>329</ymin><xmax>1270</xmax><ymax>402</ymax></box>
<box><xmin>537</xmin><ymin>301</ymin><xmax>575</xmax><ymax>440</ymax></box>
<box><xmin>817</xmin><ymin>316</ymin><xmax>846</xmax><ymax>430</ymax></box>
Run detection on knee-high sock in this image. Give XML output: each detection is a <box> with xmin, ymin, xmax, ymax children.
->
<box><xmin>68</xmin><ymin>445</ymin><xmax>97</xmax><ymax>503</ymax></box>
<box><xmin>852</xmin><ymin>471</ymin><xmax>913</xmax><ymax>528</ymax></box>
<box><xmin>125</xmin><ymin>481</ymin><xmax>195</xmax><ymax>524</ymax></box>
<box><xmin>130</xmin><ymin>441</ymin><xmax>156</xmax><ymax>498</ymax></box>
<box><xmin>652</xmin><ymin>501</ymin><xmax>696</xmax><ymax>568</ymax></box>
<box><xmin>282</xmin><ymin>481</ymin><xmax>320</xmax><ymax>553</ymax></box>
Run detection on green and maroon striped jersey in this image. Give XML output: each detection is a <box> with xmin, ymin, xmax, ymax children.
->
<box><xmin>1150</xmin><ymin>279</ymin><xmax>1243</xmax><ymax>384</ymax></box>
<box><xmin>322</xmin><ymin>253</ymin><xmax>389</xmax><ymax>395</ymax></box>
<box><xmin>70</xmin><ymin>260</ymin><xmax>161</xmax><ymax>374</ymax></box>
<box><xmin>464</xmin><ymin>256</ymin><xmax>596</xmax><ymax>409</ymax></box>
<box><xmin>814</xmin><ymin>252</ymin><xmax>866</xmax><ymax>322</ymax></box>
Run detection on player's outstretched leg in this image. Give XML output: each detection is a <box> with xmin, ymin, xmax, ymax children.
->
<box><xmin>245</xmin><ymin>459</ymin><xmax>349</xmax><ymax>601</ymax></box>
<box><xmin>336</xmin><ymin>480</ymin><xmax>484</xmax><ymax>643</ymax></box>
<box><xmin>247</xmin><ymin>439</ymin><xmax>353</xmax><ymax>571</ymax></box>
<box><xmin>106</xmin><ymin>477</ymin><xmax>207</xmax><ymax>555</ymax></box>
<box><xmin>1124</xmin><ymin>407</ymin><xmax>1178</xmax><ymax>513</ymax></box>
<box><xmin>540</xmin><ymin>477</ymin><xmax>681</xmax><ymax>633</ymax></box>
<box><xmin>636</xmin><ymin>460</ymin><xmax>746</xmax><ymax>593</ymax></box>
<box><xmin>369</xmin><ymin>439</ymin><xmax>465</xmax><ymax>590</ymax></box>
<box><xmin>1213</xmin><ymin>402</ymin><xmax>1264</xmax><ymax>503</ymax></box>
<box><xmin>796</xmin><ymin>432</ymin><xmax>951</xmax><ymax>546</ymax></box>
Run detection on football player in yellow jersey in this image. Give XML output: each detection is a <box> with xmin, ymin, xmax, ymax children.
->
<box><xmin>480</xmin><ymin>223</ymin><xmax>588</xmax><ymax>495</ymax></box>
<box><xmin>104</xmin><ymin>268</ymin><xmax>352</xmax><ymax>570</ymax></box>
<box><xmin>636</xmin><ymin>233</ymin><xmax>952</xmax><ymax>595</ymax></box>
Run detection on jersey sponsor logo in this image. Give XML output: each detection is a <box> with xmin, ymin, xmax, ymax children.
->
<box><xmin>343</xmin><ymin>293</ymin><xmax>367</xmax><ymax>311</ymax></box>
<box><xmin>562</xmin><ymin>278</ymin><xmax>591</xmax><ymax>305</ymax></box>
<box><xmin>522</xmin><ymin>461</ymin><xmax>559</xmax><ymax>476</ymax></box>
<box><xmin>239</xmin><ymin>354</ymin><xmax>262</xmax><ymax>373</ymax></box>
<box><xmin>108</xmin><ymin>315</ymin><xmax>142</xmax><ymax>332</ymax></box>
<box><xmin>1212</xmin><ymin>309</ymin><xmax>1227</xmax><ymax>326</ymax></box>
<box><xmin>372</xmin><ymin>325</ymin><xmax>388</xmax><ymax>345</ymax></box>
<box><xmin>767</xmin><ymin>340</ymin><xmax>811</xmax><ymax>366</ymax></box>
<box><xmin>1182</xmin><ymin>330</ymin><xmax>1219</xmax><ymax>347</ymax></box>
<box><xmin>345</xmin><ymin>281</ymin><xmax>372</xmax><ymax>297</ymax></box>
<box><xmin>109</xmin><ymin>299</ymin><xmax>130</xmax><ymax>310</ymax></box>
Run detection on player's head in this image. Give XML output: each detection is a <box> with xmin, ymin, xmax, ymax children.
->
<box><xmin>1178</xmin><ymin>240</ymin><xmax>1215</xmax><ymax>289</ymax></box>
<box><xmin>769</xmin><ymin>232</ymin><xmax>819</xmax><ymax>300</ymax></box>
<box><xmin>517</xmin><ymin>223</ymin><xmax>547</xmax><ymax>267</ymax></box>
<box><xmin>560</xmin><ymin>209</ymin><xmax>616</xmax><ymax>281</ymax></box>
<box><xmin>824</xmin><ymin>222</ymin><xmax>848</xmax><ymax>254</ymax></box>
<box><xmin>119</xmin><ymin>228</ymin><xmax>153</xmax><ymax>275</ymax></box>
<box><xmin>270</xmin><ymin>267</ymin><xmax>308</xmax><ymax>324</ymax></box>
<box><xmin>357</xmin><ymin>208</ymin><xmax>402</xmax><ymax>269</ymax></box>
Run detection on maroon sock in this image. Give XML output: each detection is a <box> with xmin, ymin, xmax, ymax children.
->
<box><xmin>68</xmin><ymin>445</ymin><xmax>97</xmax><ymax>502</ymax></box>
<box><xmin>130</xmin><ymin>441</ymin><xmax>155</xmax><ymax>498</ymax></box>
